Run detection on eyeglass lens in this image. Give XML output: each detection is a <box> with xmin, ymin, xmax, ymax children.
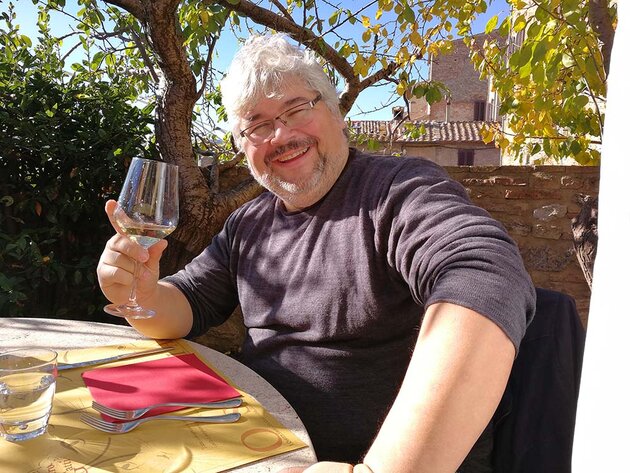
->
<box><xmin>245</xmin><ymin>99</ymin><xmax>318</xmax><ymax>143</ymax></box>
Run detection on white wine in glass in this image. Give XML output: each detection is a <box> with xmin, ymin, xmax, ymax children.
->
<box><xmin>104</xmin><ymin>157</ymin><xmax>179</xmax><ymax>319</ymax></box>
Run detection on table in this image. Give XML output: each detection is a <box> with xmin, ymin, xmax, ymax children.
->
<box><xmin>0</xmin><ymin>317</ymin><xmax>317</xmax><ymax>472</ymax></box>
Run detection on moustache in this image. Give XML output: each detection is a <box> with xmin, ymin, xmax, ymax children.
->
<box><xmin>265</xmin><ymin>138</ymin><xmax>317</xmax><ymax>162</ymax></box>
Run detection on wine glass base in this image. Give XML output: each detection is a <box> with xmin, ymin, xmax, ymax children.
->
<box><xmin>104</xmin><ymin>303</ymin><xmax>156</xmax><ymax>320</ymax></box>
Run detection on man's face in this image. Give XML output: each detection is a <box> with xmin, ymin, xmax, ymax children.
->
<box><xmin>237</xmin><ymin>81</ymin><xmax>349</xmax><ymax>211</ymax></box>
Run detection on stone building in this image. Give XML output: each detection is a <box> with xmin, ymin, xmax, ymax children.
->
<box><xmin>350</xmin><ymin>119</ymin><xmax>499</xmax><ymax>166</ymax></box>
<box><xmin>351</xmin><ymin>34</ymin><xmax>501</xmax><ymax>167</ymax></box>
<box><xmin>409</xmin><ymin>34</ymin><xmax>498</xmax><ymax>123</ymax></box>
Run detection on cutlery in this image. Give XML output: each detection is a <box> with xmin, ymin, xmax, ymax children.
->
<box><xmin>92</xmin><ymin>397</ymin><xmax>243</xmax><ymax>420</ymax></box>
<box><xmin>58</xmin><ymin>346</ymin><xmax>175</xmax><ymax>371</ymax></box>
<box><xmin>80</xmin><ymin>412</ymin><xmax>241</xmax><ymax>433</ymax></box>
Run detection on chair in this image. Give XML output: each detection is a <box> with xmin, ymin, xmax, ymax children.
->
<box><xmin>491</xmin><ymin>287</ymin><xmax>586</xmax><ymax>472</ymax></box>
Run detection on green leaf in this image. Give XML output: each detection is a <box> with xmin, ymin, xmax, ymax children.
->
<box><xmin>425</xmin><ymin>86</ymin><xmax>442</xmax><ymax>105</ymax></box>
<box><xmin>574</xmin><ymin>95</ymin><xmax>589</xmax><ymax>109</ymax></box>
<box><xmin>328</xmin><ymin>10</ymin><xmax>340</xmax><ymax>26</ymax></box>
<box><xmin>485</xmin><ymin>15</ymin><xmax>498</xmax><ymax>34</ymax></box>
<box><xmin>532</xmin><ymin>40</ymin><xmax>548</xmax><ymax>63</ymax></box>
<box><xmin>403</xmin><ymin>5</ymin><xmax>415</xmax><ymax>23</ymax></box>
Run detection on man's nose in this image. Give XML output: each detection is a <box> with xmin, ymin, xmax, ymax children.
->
<box><xmin>269</xmin><ymin>120</ymin><xmax>294</xmax><ymax>144</ymax></box>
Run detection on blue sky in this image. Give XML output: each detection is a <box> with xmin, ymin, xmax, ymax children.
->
<box><xmin>12</xmin><ymin>0</ymin><xmax>511</xmax><ymax>120</ymax></box>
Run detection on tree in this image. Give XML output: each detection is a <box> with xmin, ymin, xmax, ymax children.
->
<box><xmin>0</xmin><ymin>4</ymin><xmax>155</xmax><ymax>317</ymax></box>
<box><xmin>36</xmin><ymin>0</ymin><xmax>496</xmax><ymax>276</ymax></box>
<box><xmin>23</xmin><ymin>0</ymin><xmax>498</xmax><ymax>349</ymax></box>
<box><xmin>473</xmin><ymin>0</ymin><xmax>616</xmax><ymax>164</ymax></box>
<box><xmin>22</xmin><ymin>0</ymin><xmax>615</xmax><ymax>343</ymax></box>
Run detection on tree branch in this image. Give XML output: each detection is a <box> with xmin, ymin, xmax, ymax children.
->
<box><xmin>196</xmin><ymin>34</ymin><xmax>218</xmax><ymax>100</ymax></box>
<box><xmin>214</xmin><ymin>177</ymin><xmax>263</xmax><ymax>225</ymax></box>
<box><xmin>213</xmin><ymin>0</ymin><xmax>356</xmax><ymax>84</ymax></box>
<box><xmin>588</xmin><ymin>0</ymin><xmax>615</xmax><ymax>76</ymax></box>
<box><xmin>218</xmin><ymin>151</ymin><xmax>246</xmax><ymax>171</ymax></box>
<box><xmin>103</xmin><ymin>0</ymin><xmax>145</xmax><ymax>20</ymax></box>
<box><xmin>128</xmin><ymin>27</ymin><xmax>160</xmax><ymax>83</ymax></box>
<box><xmin>269</xmin><ymin>0</ymin><xmax>294</xmax><ymax>22</ymax></box>
<box><xmin>61</xmin><ymin>40</ymin><xmax>83</xmax><ymax>63</ymax></box>
<box><xmin>214</xmin><ymin>0</ymin><xmax>406</xmax><ymax>116</ymax></box>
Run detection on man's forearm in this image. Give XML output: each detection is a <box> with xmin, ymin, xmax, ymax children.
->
<box><xmin>363</xmin><ymin>302</ymin><xmax>515</xmax><ymax>473</ymax></box>
<box><xmin>125</xmin><ymin>281</ymin><xmax>194</xmax><ymax>340</ymax></box>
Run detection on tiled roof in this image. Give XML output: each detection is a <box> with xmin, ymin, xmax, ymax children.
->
<box><xmin>349</xmin><ymin>120</ymin><xmax>497</xmax><ymax>143</ymax></box>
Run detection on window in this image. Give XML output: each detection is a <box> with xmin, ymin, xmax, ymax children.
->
<box><xmin>392</xmin><ymin>106</ymin><xmax>404</xmax><ymax>121</ymax></box>
<box><xmin>458</xmin><ymin>149</ymin><xmax>475</xmax><ymax>166</ymax></box>
<box><xmin>474</xmin><ymin>101</ymin><xmax>486</xmax><ymax>121</ymax></box>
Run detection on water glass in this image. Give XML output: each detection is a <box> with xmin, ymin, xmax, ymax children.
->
<box><xmin>0</xmin><ymin>348</ymin><xmax>57</xmax><ymax>442</ymax></box>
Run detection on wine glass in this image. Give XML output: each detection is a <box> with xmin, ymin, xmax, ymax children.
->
<box><xmin>104</xmin><ymin>157</ymin><xmax>179</xmax><ymax>319</ymax></box>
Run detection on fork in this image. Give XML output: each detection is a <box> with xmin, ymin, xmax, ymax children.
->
<box><xmin>92</xmin><ymin>397</ymin><xmax>243</xmax><ymax>420</ymax></box>
<box><xmin>80</xmin><ymin>412</ymin><xmax>241</xmax><ymax>433</ymax></box>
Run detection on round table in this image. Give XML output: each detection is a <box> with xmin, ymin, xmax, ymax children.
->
<box><xmin>0</xmin><ymin>317</ymin><xmax>317</xmax><ymax>472</ymax></box>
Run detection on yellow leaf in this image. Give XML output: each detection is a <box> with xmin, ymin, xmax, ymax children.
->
<box><xmin>362</xmin><ymin>16</ymin><xmax>371</xmax><ymax>28</ymax></box>
<box><xmin>513</xmin><ymin>15</ymin><xmax>527</xmax><ymax>33</ymax></box>
<box><xmin>381</xmin><ymin>0</ymin><xmax>393</xmax><ymax>12</ymax></box>
<box><xmin>375</xmin><ymin>9</ymin><xmax>383</xmax><ymax>20</ymax></box>
<box><xmin>200</xmin><ymin>10</ymin><xmax>210</xmax><ymax>27</ymax></box>
<box><xmin>409</xmin><ymin>30</ymin><xmax>422</xmax><ymax>46</ymax></box>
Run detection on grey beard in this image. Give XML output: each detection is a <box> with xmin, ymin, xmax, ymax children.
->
<box><xmin>254</xmin><ymin>154</ymin><xmax>327</xmax><ymax>199</ymax></box>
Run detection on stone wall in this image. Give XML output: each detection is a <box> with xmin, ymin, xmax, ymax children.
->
<box><xmin>198</xmin><ymin>163</ymin><xmax>599</xmax><ymax>353</ymax></box>
<box><xmin>445</xmin><ymin>165</ymin><xmax>600</xmax><ymax>327</ymax></box>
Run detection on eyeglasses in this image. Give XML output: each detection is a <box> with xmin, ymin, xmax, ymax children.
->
<box><xmin>239</xmin><ymin>93</ymin><xmax>322</xmax><ymax>145</ymax></box>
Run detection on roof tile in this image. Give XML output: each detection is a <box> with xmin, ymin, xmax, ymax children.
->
<box><xmin>349</xmin><ymin>120</ymin><xmax>498</xmax><ymax>143</ymax></box>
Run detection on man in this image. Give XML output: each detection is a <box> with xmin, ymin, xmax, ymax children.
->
<box><xmin>97</xmin><ymin>34</ymin><xmax>535</xmax><ymax>472</ymax></box>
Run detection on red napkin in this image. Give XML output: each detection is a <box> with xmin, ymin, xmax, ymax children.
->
<box><xmin>82</xmin><ymin>353</ymin><xmax>241</xmax><ymax>421</ymax></box>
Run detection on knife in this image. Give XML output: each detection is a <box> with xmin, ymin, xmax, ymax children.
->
<box><xmin>58</xmin><ymin>346</ymin><xmax>175</xmax><ymax>371</ymax></box>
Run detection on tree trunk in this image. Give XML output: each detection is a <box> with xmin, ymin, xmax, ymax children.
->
<box><xmin>123</xmin><ymin>0</ymin><xmax>257</xmax><ymax>276</ymax></box>
<box><xmin>103</xmin><ymin>0</ymin><xmax>263</xmax><ymax>352</ymax></box>
<box><xmin>571</xmin><ymin>194</ymin><xmax>598</xmax><ymax>290</ymax></box>
<box><xmin>589</xmin><ymin>0</ymin><xmax>616</xmax><ymax>76</ymax></box>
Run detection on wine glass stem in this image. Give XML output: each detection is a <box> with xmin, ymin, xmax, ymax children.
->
<box><xmin>127</xmin><ymin>260</ymin><xmax>143</xmax><ymax>307</ymax></box>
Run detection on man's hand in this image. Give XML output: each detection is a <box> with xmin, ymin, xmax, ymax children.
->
<box><xmin>96</xmin><ymin>199</ymin><xmax>194</xmax><ymax>339</ymax></box>
<box><xmin>97</xmin><ymin>199</ymin><xmax>167</xmax><ymax>306</ymax></box>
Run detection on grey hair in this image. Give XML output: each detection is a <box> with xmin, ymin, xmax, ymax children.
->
<box><xmin>220</xmin><ymin>34</ymin><xmax>341</xmax><ymax>138</ymax></box>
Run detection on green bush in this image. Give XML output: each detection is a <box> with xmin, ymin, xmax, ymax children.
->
<box><xmin>0</xmin><ymin>12</ymin><xmax>155</xmax><ymax>320</ymax></box>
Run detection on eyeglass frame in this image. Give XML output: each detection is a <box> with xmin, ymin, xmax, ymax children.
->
<box><xmin>238</xmin><ymin>93</ymin><xmax>323</xmax><ymax>145</ymax></box>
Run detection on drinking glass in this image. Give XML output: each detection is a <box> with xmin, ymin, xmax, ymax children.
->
<box><xmin>104</xmin><ymin>157</ymin><xmax>179</xmax><ymax>319</ymax></box>
<box><xmin>0</xmin><ymin>348</ymin><xmax>58</xmax><ymax>442</ymax></box>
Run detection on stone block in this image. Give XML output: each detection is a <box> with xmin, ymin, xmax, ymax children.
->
<box><xmin>492</xmin><ymin>176</ymin><xmax>528</xmax><ymax>186</ymax></box>
<box><xmin>462</xmin><ymin>178</ymin><xmax>491</xmax><ymax>186</ymax></box>
<box><xmin>521</xmin><ymin>246</ymin><xmax>575</xmax><ymax>272</ymax></box>
<box><xmin>504</xmin><ymin>219</ymin><xmax>532</xmax><ymax>236</ymax></box>
<box><xmin>533</xmin><ymin>204</ymin><xmax>568</xmax><ymax>221</ymax></box>
<box><xmin>560</xmin><ymin>175</ymin><xmax>583</xmax><ymax>189</ymax></box>
<box><xmin>533</xmin><ymin>223</ymin><xmax>563</xmax><ymax>239</ymax></box>
<box><xmin>531</xmin><ymin>170</ymin><xmax>563</xmax><ymax>189</ymax></box>
<box><xmin>583</xmin><ymin>176</ymin><xmax>600</xmax><ymax>191</ymax></box>
<box><xmin>482</xmin><ymin>201</ymin><xmax>528</xmax><ymax>214</ymax></box>
<box><xmin>505</xmin><ymin>188</ymin><xmax>561</xmax><ymax>200</ymax></box>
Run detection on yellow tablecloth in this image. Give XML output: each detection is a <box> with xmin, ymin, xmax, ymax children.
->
<box><xmin>0</xmin><ymin>339</ymin><xmax>306</xmax><ymax>472</ymax></box>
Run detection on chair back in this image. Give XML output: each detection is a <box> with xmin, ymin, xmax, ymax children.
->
<box><xmin>491</xmin><ymin>287</ymin><xmax>586</xmax><ymax>473</ymax></box>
